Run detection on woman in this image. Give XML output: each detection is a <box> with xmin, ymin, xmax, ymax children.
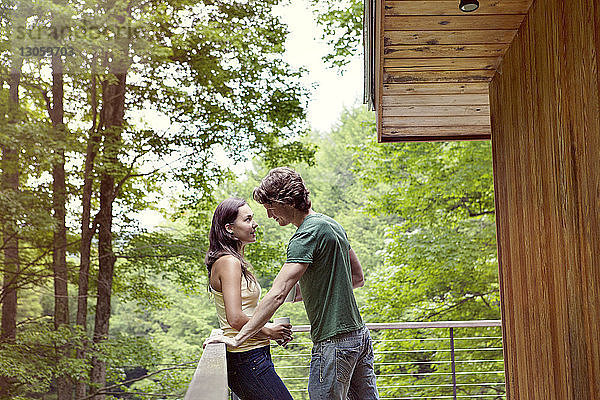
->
<box><xmin>206</xmin><ymin>197</ymin><xmax>294</xmax><ymax>400</ymax></box>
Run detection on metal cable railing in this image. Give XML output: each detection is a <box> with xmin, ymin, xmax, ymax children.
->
<box><xmin>271</xmin><ymin>321</ymin><xmax>505</xmax><ymax>400</ymax></box>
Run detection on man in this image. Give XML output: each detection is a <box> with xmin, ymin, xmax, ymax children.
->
<box><xmin>210</xmin><ymin>167</ymin><xmax>378</xmax><ymax>399</ymax></box>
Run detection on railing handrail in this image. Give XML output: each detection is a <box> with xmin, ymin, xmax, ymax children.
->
<box><xmin>291</xmin><ymin>319</ymin><xmax>501</xmax><ymax>332</ymax></box>
<box><xmin>184</xmin><ymin>329</ymin><xmax>228</xmax><ymax>400</ymax></box>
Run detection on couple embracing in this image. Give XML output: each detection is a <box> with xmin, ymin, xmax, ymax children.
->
<box><xmin>205</xmin><ymin>167</ymin><xmax>379</xmax><ymax>400</ymax></box>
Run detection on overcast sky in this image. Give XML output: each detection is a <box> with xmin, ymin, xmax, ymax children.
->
<box><xmin>275</xmin><ymin>0</ymin><xmax>364</xmax><ymax>132</ymax></box>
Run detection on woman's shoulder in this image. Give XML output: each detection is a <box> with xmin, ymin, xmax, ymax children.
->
<box><xmin>212</xmin><ymin>254</ymin><xmax>242</xmax><ymax>271</ymax></box>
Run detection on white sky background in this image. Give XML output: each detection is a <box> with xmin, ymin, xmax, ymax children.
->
<box><xmin>138</xmin><ymin>0</ymin><xmax>364</xmax><ymax>227</ymax></box>
<box><xmin>274</xmin><ymin>0</ymin><xmax>364</xmax><ymax>133</ymax></box>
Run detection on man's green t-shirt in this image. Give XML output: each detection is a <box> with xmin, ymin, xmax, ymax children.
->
<box><xmin>286</xmin><ymin>213</ymin><xmax>364</xmax><ymax>342</ymax></box>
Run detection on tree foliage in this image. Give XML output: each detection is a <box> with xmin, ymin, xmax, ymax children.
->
<box><xmin>355</xmin><ymin>140</ymin><xmax>499</xmax><ymax>322</ymax></box>
<box><xmin>0</xmin><ymin>0</ymin><xmax>314</xmax><ymax>397</ymax></box>
<box><xmin>309</xmin><ymin>0</ymin><xmax>363</xmax><ymax>69</ymax></box>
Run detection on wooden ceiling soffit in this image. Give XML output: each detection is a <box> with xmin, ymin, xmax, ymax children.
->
<box><xmin>373</xmin><ymin>0</ymin><xmax>533</xmax><ymax>142</ymax></box>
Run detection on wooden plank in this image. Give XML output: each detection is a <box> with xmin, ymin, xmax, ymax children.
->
<box><xmin>489</xmin><ymin>0</ymin><xmax>600</xmax><ymax>397</ymax></box>
<box><xmin>383</xmin><ymin>104</ymin><xmax>490</xmax><ymax>116</ymax></box>
<box><xmin>383</xmin><ymin>82</ymin><xmax>489</xmax><ymax>95</ymax></box>
<box><xmin>561</xmin><ymin>0</ymin><xmax>600</xmax><ymax>397</ymax></box>
<box><xmin>384</xmin><ymin>43</ymin><xmax>508</xmax><ymax>58</ymax></box>
<box><xmin>384</xmin><ymin>30</ymin><xmax>517</xmax><ymax>46</ymax></box>
<box><xmin>382</xmin><ymin>125</ymin><xmax>491</xmax><ymax>135</ymax></box>
<box><xmin>384</xmin><ymin>57</ymin><xmax>500</xmax><ymax>70</ymax></box>
<box><xmin>385</xmin><ymin>0</ymin><xmax>531</xmax><ymax>16</ymax></box>
<box><xmin>382</xmin><ymin>93</ymin><xmax>489</xmax><ymax>105</ymax></box>
<box><xmin>384</xmin><ymin>69</ymin><xmax>495</xmax><ymax>83</ymax></box>
<box><xmin>383</xmin><ymin>115</ymin><xmax>490</xmax><ymax>126</ymax></box>
<box><xmin>184</xmin><ymin>330</ymin><xmax>228</xmax><ymax>400</ymax></box>
<box><xmin>385</xmin><ymin>15</ymin><xmax>525</xmax><ymax>31</ymax></box>
<box><xmin>381</xmin><ymin>125</ymin><xmax>491</xmax><ymax>140</ymax></box>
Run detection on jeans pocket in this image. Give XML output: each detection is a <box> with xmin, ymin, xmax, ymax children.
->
<box><xmin>335</xmin><ymin>344</ymin><xmax>361</xmax><ymax>384</ymax></box>
<box><xmin>244</xmin><ymin>348</ymin><xmax>271</xmax><ymax>376</ymax></box>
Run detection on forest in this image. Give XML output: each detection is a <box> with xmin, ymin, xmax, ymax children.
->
<box><xmin>0</xmin><ymin>0</ymin><xmax>500</xmax><ymax>399</ymax></box>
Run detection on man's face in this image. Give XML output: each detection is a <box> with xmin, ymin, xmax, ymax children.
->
<box><xmin>264</xmin><ymin>202</ymin><xmax>294</xmax><ymax>226</ymax></box>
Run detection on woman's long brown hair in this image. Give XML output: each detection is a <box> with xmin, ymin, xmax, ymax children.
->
<box><xmin>205</xmin><ymin>197</ymin><xmax>256</xmax><ymax>286</ymax></box>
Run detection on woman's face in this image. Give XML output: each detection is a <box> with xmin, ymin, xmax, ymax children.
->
<box><xmin>227</xmin><ymin>204</ymin><xmax>258</xmax><ymax>245</ymax></box>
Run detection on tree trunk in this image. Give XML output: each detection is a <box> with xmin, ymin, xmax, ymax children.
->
<box><xmin>50</xmin><ymin>51</ymin><xmax>72</xmax><ymax>400</ymax></box>
<box><xmin>89</xmin><ymin>68</ymin><xmax>127</xmax><ymax>400</ymax></box>
<box><xmin>0</xmin><ymin>144</ymin><xmax>19</xmax><ymax>342</ymax></box>
<box><xmin>75</xmin><ymin>58</ymin><xmax>101</xmax><ymax>400</ymax></box>
<box><xmin>0</xmin><ymin>56</ymin><xmax>22</xmax><ymax>399</ymax></box>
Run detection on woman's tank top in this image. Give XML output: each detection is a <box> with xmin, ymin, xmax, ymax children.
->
<box><xmin>210</xmin><ymin>278</ymin><xmax>270</xmax><ymax>352</ymax></box>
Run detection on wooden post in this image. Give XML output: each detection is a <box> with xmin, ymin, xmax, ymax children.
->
<box><xmin>185</xmin><ymin>329</ymin><xmax>228</xmax><ymax>400</ymax></box>
<box><xmin>489</xmin><ymin>0</ymin><xmax>600</xmax><ymax>398</ymax></box>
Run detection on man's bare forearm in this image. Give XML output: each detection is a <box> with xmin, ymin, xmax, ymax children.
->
<box><xmin>232</xmin><ymin>262</ymin><xmax>307</xmax><ymax>347</ymax></box>
<box><xmin>233</xmin><ymin>285</ymin><xmax>287</xmax><ymax>345</ymax></box>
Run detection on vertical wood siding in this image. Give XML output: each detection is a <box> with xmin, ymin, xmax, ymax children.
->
<box><xmin>489</xmin><ymin>0</ymin><xmax>600</xmax><ymax>398</ymax></box>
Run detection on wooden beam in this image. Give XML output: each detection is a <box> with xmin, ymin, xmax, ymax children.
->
<box><xmin>383</xmin><ymin>82</ymin><xmax>489</xmax><ymax>95</ymax></box>
<box><xmin>385</xmin><ymin>15</ymin><xmax>525</xmax><ymax>31</ymax></box>
<box><xmin>383</xmin><ymin>115</ymin><xmax>490</xmax><ymax>126</ymax></box>
<box><xmin>384</xmin><ymin>44</ymin><xmax>508</xmax><ymax>58</ymax></box>
<box><xmin>376</xmin><ymin>0</ymin><xmax>384</xmax><ymax>141</ymax></box>
<box><xmin>381</xmin><ymin>125</ymin><xmax>491</xmax><ymax>141</ymax></box>
<box><xmin>384</xmin><ymin>70</ymin><xmax>495</xmax><ymax>83</ymax></box>
<box><xmin>382</xmin><ymin>93</ymin><xmax>489</xmax><ymax>105</ymax></box>
<box><xmin>384</xmin><ymin>30</ymin><xmax>517</xmax><ymax>46</ymax></box>
<box><xmin>385</xmin><ymin>0</ymin><xmax>531</xmax><ymax>16</ymax></box>
<box><xmin>382</xmin><ymin>125</ymin><xmax>491</xmax><ymax>135</ymax></box>
<box><xmin>383</xmin><ymin>105</ymin><xmax>490</xmax><ymax>116</ymax></box>
<box><xmin>384</xmin><ymin>57</ymin><xmax>501</xmax><ymax>70</ymax></box>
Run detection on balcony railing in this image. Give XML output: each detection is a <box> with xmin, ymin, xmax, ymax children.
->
<box><xmin>186</xmin><ymin>320</ymin><xmax>504</xmax><ymax>400</ymax></box>
<box><xmin>184</xmin><ymin>329</ymin><xmax>228</xmax><ymax>400</ymax></box>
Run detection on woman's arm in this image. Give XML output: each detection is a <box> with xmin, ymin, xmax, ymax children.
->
<box><xmin>215</xmin><ymin>255</ymin><xmax>247</xmax><ymax>330</ymax></box>
<box><xmin>215</xmin><ymin>256</ymin><xmax>291</xmax><ymax>340</ymax></box>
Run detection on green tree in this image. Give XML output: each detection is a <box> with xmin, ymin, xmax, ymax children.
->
<box><xmin>309</xmin><ymin>0</ymin><xmax>363</xmax><ymax>69</ymax></box>
<box><xmin>0</xmin><ymin>0</ymin><xmax>315</xmax><ymax>397</ymax></box>
<box><xmin>353</xmin><ymin>139</ymin><xmax>501</xmax><ymax>399</ymax></box>
<box><xmin>356</xmin><ymin>140</ymin><xmax>499</xmax><ymax>322</ymax></box>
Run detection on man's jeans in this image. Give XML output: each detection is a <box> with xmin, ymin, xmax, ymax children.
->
<box><xmin>308</xmin><ymin>325</ymin><xmax>379</xmax><ymax>400</ymax></box>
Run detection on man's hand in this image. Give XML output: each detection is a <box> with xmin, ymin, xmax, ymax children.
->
<box><xmin>203</xmin><ymin>334</ymin><xmax>239</xmax><ymax>349</ymax></box>
<box><xmin>261</xmin><ymin>322</ymin><xmax>293</xmax><ymax>341</ymax></box>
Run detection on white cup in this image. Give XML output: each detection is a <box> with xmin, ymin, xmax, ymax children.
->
<box><xmin>273</xmin><ymin>316</ymin><xmax>290</xmax><ymax>325</ymax></box>
<box><xmin>273</xmin><ymin>317</ymin><xmax>291</xmax><ymax>347</ymax></box>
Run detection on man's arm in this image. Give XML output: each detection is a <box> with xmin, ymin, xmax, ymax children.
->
<box><xmin>217</xmin><ymin>257</ymin><xmax>290</xmax><ymax>340</ymax></box>
<box><xmin>231</xmin><ymin>262</ymin><xmax>308</xmax><ymax>347</ymax></box>
<box><xmin>349</xmin><ymin>248</ymin><xmax>365</xmax><ymax>288</ymax></box>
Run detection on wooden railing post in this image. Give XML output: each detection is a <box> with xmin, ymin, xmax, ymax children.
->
<box><xmin>184</xmin><ymin>329</ymin><xmax>228</xmax><ymax>400</ymax></box>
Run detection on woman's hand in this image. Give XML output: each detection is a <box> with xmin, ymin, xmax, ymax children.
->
<box><xmin>203</xmin><ymin>334</ymin><xmax>239</xmax><ymax>349</ymax></box>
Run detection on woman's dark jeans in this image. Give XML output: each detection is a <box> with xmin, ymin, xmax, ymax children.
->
<box><xmin>226</xmin><ymin>345</ymin><xmax>293</xmax><ymax>400</ymax></box>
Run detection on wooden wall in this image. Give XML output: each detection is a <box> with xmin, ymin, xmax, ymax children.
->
<box><xmin>489</xmin><ymin>0</ymin><xmax>600</xmax><ymax>398</ymax></box>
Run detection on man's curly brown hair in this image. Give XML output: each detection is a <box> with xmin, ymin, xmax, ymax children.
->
<box><xmin>253</xmin><ymin>167</ymin><xmax>311</xmax><ymax>212</ymax></box>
